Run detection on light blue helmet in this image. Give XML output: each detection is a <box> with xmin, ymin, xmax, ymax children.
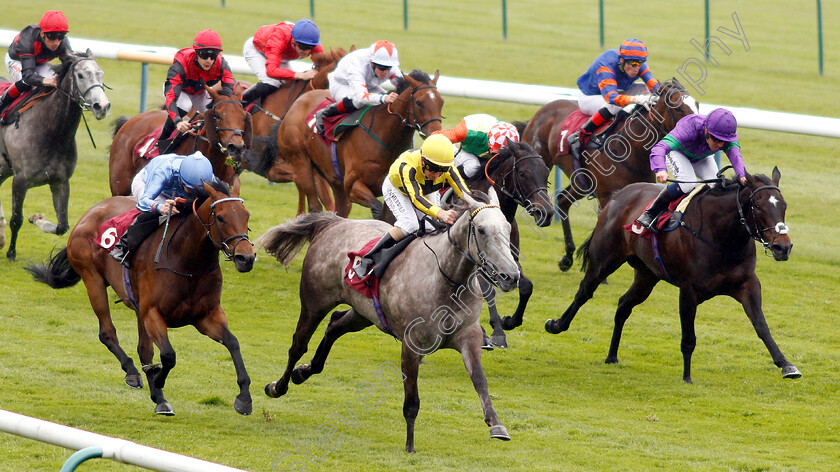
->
<box><xmin>179</xmin><ymin>152</ymin><xmax>214</xmax><ymax>189</ymax></box>
<box><xmin>291</xmin><ymin>19</ymin><xmax>320</xmax><ymax>46</ymax></box>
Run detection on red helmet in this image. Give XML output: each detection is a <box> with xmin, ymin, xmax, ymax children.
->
<box><xmin>39</xmin><ymin>10</ymin><xmax>69</xmax><ymax>33</ymax></box>
<box><xmin>193</xmin><ymin>29</ymin><xmax>223</xmax><ymax>51</ymax></box>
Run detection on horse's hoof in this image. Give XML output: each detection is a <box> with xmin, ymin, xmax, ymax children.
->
<box><xmin>482</xmin><ymin>333</ymin><xmax>494</xmax><ymax>351</ymax></box>
<box><xmin>500</xmin><ymin>316</ymin><xmax>521</xmax><ymax>331</ymax></box>
<box><xmin>265</xmin><ymin>381</ymin><xmax>286</xmax><ymax>398</ymax></box>
<box><xmin>604</xmin><ymin>357</ymin><xmax>619</xmax><ymax>364</ymax></box>
<box><xmin>490</xmin><ymin>425</ymin><xmax>511</xmax><ymax>441</ymax></box>
<box><xmin>782</xmin><ymin>365</ymin><xmax>802</xmax><ymax>379</ymax></box>
<box><xmin>234</xmin><ymin>396</ymin><xmax>253</xmax><ymax>415</ymax></box>
<box><xmin>28</xmin><ymin>213</ymin><xmax>45</xmax><ymax>224</ymax></box>
<box><xmin>125</xmin><ymin>373</ymin><xmax>143</xmax><ymax>389</ymax></box>
<box><xmin>557</xmin><ymin>255</ymin><xmax>573</xmax><ymax>272</ymax></box>
<box><xmin>491</xmin><ymin>334</ymin><xmax>508</xmax><ymax>349</ymax></box>
<box><xmin>545</xmin><ymin>319</ymin><xmax>559</xmax><ymax>334</ymax></box>
<box><xmin>291</xmin><ymin>364</ymin><xmax>309</xmax><ymax>384</ymax></box>
<box><xmin>155</xmin><ymin>402</ymin><xmax>175</xmax><ymax>416</ymax></box>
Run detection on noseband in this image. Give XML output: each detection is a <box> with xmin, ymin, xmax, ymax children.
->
<box><xmin>388</xmin><ymin>84</ymin><xmax>442</xmax><ymax>138</ymax></box>
<box><xmin>59</xmin><ymin>57</ymin><xmax>107</xmax><ymax>111</ymax></box>
<box><xmin>193</xmin><ymin>196</ymin><xmax>252</xmax><ymax>260</ymax></box>
<box><xmin>441</xmin><ymin>203</ymin><xmax>503</xmax><ymax>285</ymax></box>
<box><xmin>208</xmin><ymin>99</ymin><xmax>248</xmax><ymax>153</ymax></box>
<box><xmin>486</xmin><ymin>153</ymin><xmax>549</xmax><ymax>213</ymax></box>
<box><xmin>735</xmin><ymin>184</ymin><xmax>789</xmax><ymax>254</ymax></box>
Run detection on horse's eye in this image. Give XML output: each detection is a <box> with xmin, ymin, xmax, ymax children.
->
<box><xmin>77</xmin><ymin>73</ymin><xmax>84</xmax><ymax>79</ymax></box>
<box><xmin>415</xmin><ymin>100</ymin><xmax>423</xmax><ymax>108</ymax></box>
<box><xmin>477</xmin><ymin>226</ymin><xmax>486</xmax><ymax>235</ymax></box>
<box><xmin>518</xmin><ymin>171</ymin><xmax>525</xmax><ymax>178</ymax></box>
<box><xmin>216</xmin><ymin>216</ymin><xmax>226</xmax><ymax>224</ymax></box>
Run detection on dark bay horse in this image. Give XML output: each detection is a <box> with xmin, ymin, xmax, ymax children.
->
<box><xmin>108</xmin><ymin>85</ymin><xmax>251</xmax><ymax>195</ymax></box>
<box><xmin>26</xmin><ymin>179</ymin><xmax>256</xmax><ymax>416</ymax></box>
<box><xmin>277</xmin><ymin>69</ymin><xmax>444</xmax><ymax>217</ymax></box>
<box><xmin>239</xmin><ymin>48</ymin><xmax>350</xmax><ymax>214</ymax></box>
<box><xmin>544</xmin><ymin>168</ymin><xmax>801</xmax><ymax>383</ymax></box>
<box><xmin>0</xmin><ymin>50</ymin><xmax>110</xmax><ymax>260</ymax></box>
<box><xmin>521</xmin><ymin>79</ymin><xmax>696</xmax><ymax>271</ymax></box>
<box><xmin>256</xmin><ymin>190</ymin><xmax>518</xmax><ymax>452</ymax></box>
<box><xmin>453</xmin><ymin>140</ymin><xmax>554</xmax><ymax>348</ymax></box>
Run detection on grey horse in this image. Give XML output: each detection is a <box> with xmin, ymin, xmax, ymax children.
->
<box><xmin>256</xmin><ymin>189</ymin><xmax>519</xmax><ymax>453</ymax></box>
<box><xmin>0</xmin><ymin>49</ymin><xmax>110</xmax><ymax>260</ymax></box>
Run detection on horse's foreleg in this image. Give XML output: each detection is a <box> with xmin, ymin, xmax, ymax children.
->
<box><xmin>734</xmin><ymin>275</ymin><xmax>801</xmax><ymax>379</ymax></box>
<box><xmin>195</xmin><ymin>308</ymin><xmax>252</xmax><ymax>415</ymax></box>
<box><xmin>265</xmin><ymin>305</ymin><xmax>329</xmax><ymax>398</ymax></box>
<box><xmin>6</xmin><ymin>177</ymin><xmax>29</xmax><ymax>261</ymax></box>
<box><xmin>555</xmin><ymin>185</ymin><xmax>582</xmax><ymax>272</ymax></box>
<box><xmin>314</xmin><ymin>174</ymin><xmax>335</xmax><ymax>212</ymax></box>
<box><xmin>606</xmin><ymin>268</ymin><xmax>659</xmax><ymax>365</ymax></box>
<box><xmin>401</xmin><ymin>342</ymin><xmax>422</xmax><ymax>453</ymax></box>
<box><xmin>459</xmin><ymin>324</ymin><xmax>510</xmax><ymax>442</ymax></box>
<box><xmin>82</xmin><ymin>273</ymin><xmax>142</xmax><ymax>388</ymax></box>
<box><xmin>501</xmin><ymin>271</ymin><xmax>532</xmax><ymax>331</ymax></box>
<box><xmin>0</xmin><ymin>199</ymin><xmax>6</xmax><ymax>250</ymax></box>
<box><xmin>479</xmin><ymin>276</ymin><xmax>505</xmax><ymax>348</ymax></box>
<box><xmin>142</xmin><ymin>309</ymin><xmax>176</xmax><ymax>415</ymax></box>
<box><xmin>292</xmin><ymin>309</ymin><xmax>372</xmax><ymax>385</ymax></box>
<box><xmin>678</xmin><ymin>289</ymin><xmax>699</xmax><ymax>384</ymax></box>
<box><xmin>49</xmin><ymin>179</ymin><xmax>70</xmax><ymax>235</ymax></box>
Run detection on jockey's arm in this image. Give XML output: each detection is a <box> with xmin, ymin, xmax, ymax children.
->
<box><xmin>401</xmin><ymin>167</ymin><xmax>440</xmax><ymax>219</ymax></box>
<box><xmin>217</xmin><ymin>58</ymin><xmax>236</xmax><ymax>96</ymax></box>
<box><xmin>433</xmin><ymin>120</ymin><xmax>468</xmax><ymax>144</ymax></box>
<box><xmin>639</xmin><ymin>64</ymin><xmax>659</xmax><ymax>92</ymax></box>
<box><xmin>446</xmin><ymin>168</ymin><xmax>471</xmax><ymax>199</ymax></box>
<box><xmin>723</xmin><ymin>142</ymin><xmax>747</xmax><ymax>180</ymax></box>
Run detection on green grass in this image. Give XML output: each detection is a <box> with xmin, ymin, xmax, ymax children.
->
<box><xmin>1</xmin><ymin>1</ymin><xmax>839</xmax><ymax>471</ymax></box>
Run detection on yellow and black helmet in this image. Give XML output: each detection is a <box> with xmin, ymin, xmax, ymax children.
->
<box><xmin>420</xmin><ymin>135</ymin><xmax>454</xmax><ymax>172</ymax></box>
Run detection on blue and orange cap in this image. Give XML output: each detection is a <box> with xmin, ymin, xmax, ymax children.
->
<box><xmin>618</xmin><ymin>38</ymin><xmax>648</xmax><ymax>62</ymax></box>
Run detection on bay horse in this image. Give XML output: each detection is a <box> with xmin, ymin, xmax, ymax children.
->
<box><xmin>256</xmin><ymin>190</ymin><xmax>518</xmax><ymax>452</ymax></box>
<box><xmin>521</xmin><ymin>78</ymin><xmax>696</xmax><ymax>271</ymax></box>
<box><xmin>278</xmin><ymin>69</ymin><xmax>444</xmax><ymax>217</ymax></box>
<box><xmin>239</xmin><ymin>48</ymin><xmax>350</xmax><ymax>214</ymax></box>
<box><xmin>108</xmin><ymin>85</ymin><xmax>251</xmax><ymax>196</ymax></box>
<box><xmin>0</xmin><ymin>50</ymin><xmax>110</xmax><ymax>260</ymax></box>
<box><xmin>544</xmin><ymin>168</ymin><xmax>801</xmax><ymax>383</ymax></box>
<box><xmin>25</xmin><ymin>179</ymin><xmax>256</xmax><ymax>416</ymax></box>
<box><xmin>443</xmin><ymin>140</ymin><xmax>554</xmax><ymax>348</ymax></box>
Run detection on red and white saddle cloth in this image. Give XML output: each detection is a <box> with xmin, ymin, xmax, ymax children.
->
<box><xmin>0</xmin><ymin>82</ymin><xmax>54</xmax><ymax>125</ymax></box>
<box><xmin>93</xmin><ymin>208</ymin><xmax>141</xmax><ymax>250</ymax></box>
<box><xmin>624</xmin><ymin>184</ymin><xmax>707</xmax><ymax>239</ymax></box>
<box><xmin>554</xmin><ymin>110</ymin><xmax>614</xmax><ymax>156</ymax></box>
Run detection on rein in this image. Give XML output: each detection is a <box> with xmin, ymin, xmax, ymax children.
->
<box><xmin>56</xmin><ymin>57</ymin><xmax>108</xmax><ymax>149</ymax></box>
<box><xmin>491</xmin><ymin>154</ymin><xmax>549</xmax><ymax>211</ymax></box>
<box><xmin>735</xmin><ymin>184</ymin><xmax>789</xmax><ymax>254</ymax></box>
<box><xmin>192</xmin><ymin>196</ymin><xmax>252</xmax><ymax>261</ymax></box>
<box><xmin>387</xmin><ymin>84</ymin><xmax>442</xmax><ymax>139</ymax></box>
<box><xmin>430</xmin><ymin>204</ymin><xmax>501</xmax><ymax>286</ymax></box>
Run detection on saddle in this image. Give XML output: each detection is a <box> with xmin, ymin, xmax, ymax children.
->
<box><xmin>624</xmin><ymin>184</ymin><xmax>708</xmax><ymax>239</ymax></box>
<box><xmin>309</xmin><ymin>98</ymin><xmax>371</xmax><ymax>145</ymax></box>
<box><xmin>0</xmin><ymin>83</ymin><xmax>54</xmax><ymax>126</ymax></box>
<box><xmin>93</xmin><ymin>208</ymin><xmax>142</xmax><ymax>250</ymax></box>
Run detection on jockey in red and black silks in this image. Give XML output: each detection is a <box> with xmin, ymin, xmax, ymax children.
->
<box><xmin>1</xmin><ymin>10</ymin><xmax>71</xmax><ymax>112</ymax></box>
<box><xmin>158</xmin><ymin>29</ymin><xmax>235</xmax><ymax>151</ymax></box>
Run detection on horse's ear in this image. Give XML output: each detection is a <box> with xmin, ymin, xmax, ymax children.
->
<box><xmin>85</xmin><ymin>48</ymin><xmax>94</xmax><ymax>57</ymax></box>
<box><xmin>349</xmin><ymin>44</ymin><xmax>357</xmax><ymax>52</ymax></box>
<box><xmin>487</xmin><ymin>187</ymin><xmax>500</xmax><ymax>205</ymax></box>
<box><xmin>532</xmin><ymin>139</ymin><xmax>542</xmax><ymax>156</ymax></box>
<box><xmin>431</xmin><ymin>70</ymin><xmax>440</xmax><ymax>85</ymax></box>
<box><xmin>205</xmin><ymin>84</ymin><xmax>221</xmax><ymax>101</ymax></box>
<box><xmin>204</xmin><ymin>109</ymin><xmax>218</xmax><ymax>145</ymax></box>
<box><xmin>404</xmin><ymin>74</ymin><xmax>421</xmax><ymax>89</ymax></box>
<box><xmin>771</xmin><ymin>166</ymin><xmax>781</xmax><ymax>185</ymax></box>
<box><xmin>231</xmin><ymin>176</ymin><xmax>241</xmax><ymax>197</ymax></box>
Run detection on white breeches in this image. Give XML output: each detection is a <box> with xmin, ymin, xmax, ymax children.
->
<box><xmin>453</xmin><ymin>146</ymin><xmax>482</xmax><ymax>179</ymax></box>
<box><xmin>382</xmin><ymin>178</ymin><xmax>439</xmax><ymax>234</ymax></box>
<box><xmin>577</xmin><ymin>83</ymin><xmax>648</xmax><ymax>116</ymax></box>
<box><xmin>5</xmin><ymin>53</ymin><xmax>56</xmax><ymax>83</ymax></box>
<box><xmin>665</xmin><ymin>150</ymin><xmax>719</xmax><ymax>193</ymax></box>
<box><xmin>242</xmin><ymin>37</ymin><xmax>285</xmax><ymax>87</ymax></box>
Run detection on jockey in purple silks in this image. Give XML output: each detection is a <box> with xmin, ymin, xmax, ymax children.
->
<box><xmin>635</xmin><ymin>108</ymin><xmax>748</xmax><ymax>230</ymax></box>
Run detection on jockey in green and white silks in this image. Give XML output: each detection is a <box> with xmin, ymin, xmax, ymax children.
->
<box><xmin>433</xmin><ymin>114</ymin><xmax>520</xmax><ymax>179</ymax></box>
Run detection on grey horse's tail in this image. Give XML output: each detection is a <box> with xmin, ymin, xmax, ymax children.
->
<box><xmin>24</xmin><ymin>247</ymin><xmax>81</xmax><ymax>289</ymax></box>
<box><xmin>255</xmin><ymin>212</ymin><xmax>344</xmax><ymax>267</ymax></box>
<box><xmin>111</xmin><ymin>116</ymin><xmax>129</xmax><ymax>137</ymax></box>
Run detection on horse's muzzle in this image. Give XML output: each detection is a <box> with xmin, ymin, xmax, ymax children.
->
<box><xmin>92</xmin><ymin>100</ymin><xmax>110</xmax><ymax>120</ymax></box>
<box><xmin>233</xmin><ymin>253</ymin><xmax>255</xmax><ymax>272</ymax></box>
<box><xmin>771</xmin><ymin>240</ymin><xmax>792</xmax><ymax>261</ymax></box>
<box><xmin>494</xmin><ymin>271</ymin><xmax>520</xmax><ymax>292</ymax></box>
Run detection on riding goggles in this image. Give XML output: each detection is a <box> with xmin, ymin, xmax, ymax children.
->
<box><xmin>422</xmin><ymin>158</ymin><xmax>450</xmax><ymax>174</ymax></box>
<box><xmin>625</xmin><ymin>60</ymin><xmax>645</xmax><ymax>67</ymax></box>
<box><xmin>295</xmin><ymin>41</ymin><xmax>315</xmax><ymax>51</ymax></box>
<box><xmin>44</xmin><ymin>32</ymin><xmax>67</xmax><ymax>41</ymax></box>
<box><xmin>372</xmin><ymin>63</ymin><xmax>392</xmax><ymax>72</ymax></box>
<box><xmin>196</xmin><ymin>49</ymin><xmax>220</xmax><ymax>60</ymax></box>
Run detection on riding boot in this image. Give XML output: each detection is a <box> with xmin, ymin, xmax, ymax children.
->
<box><xmin>156</xmin><ymin>117</ymin><xmax>179</xmax><ymax>154</ymax></box>
<box><xmin>315</xmin><ymin>97</ymin><xmax>356</xmax><ymax>136</ymax></box>
<box><xmin>109</xmin><ymin>211</ymin><xmax>162</xmax><ymax>268</ymax></box>
<box><xmin>569</xmin><ymin>107</ymin><xmax>614</xmax><ymax>160</ymax></box>
<box><xmin>0</xmin><ymin>90</ymin><xmax>15</xmax><ymax>113</ymax></box>
<box><xmin>353</xmin><ymin>232</ymin><xmax>399</xmax><ymax>279</ymax></box>
<box><xmin>635</xmin><ymin>184</ymin><xmax>683</xmax><ymax>231</ymax></box>
<box><xmin>241</xmin><ymin>82</ymin><xmax>278</xmax><ymax>107</ymax></box>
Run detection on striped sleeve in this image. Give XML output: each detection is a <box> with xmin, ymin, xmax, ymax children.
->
<box><xmin>399</xmin><ymin>163</ymin><xmax>439</xmax><ymax>218</ymax></box>
<box><xmin>596</xmin><ymin>66</ymin><xmax>621</xmax><ymax>105</ymax></box>
<box><xmin>639</xmin><ymin>64</ymin><xmax>659</xmax><ymax>92</ymax></box>
<box><xmin>446</xmin><ymin>167</ymin><xmax>471</xmax><ymax>199</ymax></box>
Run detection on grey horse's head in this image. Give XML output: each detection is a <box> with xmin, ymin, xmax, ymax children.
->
<box><xmin>461</xmin><ymin>188</ymin><xmax>520</xmax><ymax>292</ymax></box>
<box><xmin>60</xmin><ymin>49</ymin><xmax>110</xmax><ymax>120</ymax></box>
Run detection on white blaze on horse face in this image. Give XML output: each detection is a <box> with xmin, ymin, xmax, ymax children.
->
<box><xmin>768</xmin><ymin>195</ymin><xmax>779</xmax><ymax>207</ymax></box>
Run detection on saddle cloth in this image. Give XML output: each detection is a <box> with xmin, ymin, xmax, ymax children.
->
<box><xmin>132</xmin><ymin>124</ymin><xmax>182</xmax><ymax>160</ymax></box>
<box><xmin>344</xmin><ymin>237</ymin><xmax>382</xmax><ymax>298</ymax></box>
<box><xmin>555</xmin><ymin>110</ymin><xmax>614</xmax><ymax>156</ymax></box>
<box><xmin>624</xmin><ymin>184</ymin><xmax>708</xmax><ymax>239</ymax></box>
<box><xmin>0</xmin><ymin>83</ymin><xmax>52</xmax><ymax>126</ymax></box>
<box><xmin>308</xmin><ymin>98</ymin><xmax>370</xmax><ymax>145</ymax></box>
<box><xmin>93</xmin><ymin>208</ymin><xmax>141</xmax><ymax>250</ymax></box>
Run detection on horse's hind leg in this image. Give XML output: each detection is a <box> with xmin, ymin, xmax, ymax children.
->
<box><xmin>291</xmin><ymin>308</ymin><xmax>372</xmax><ymax>385</ymax></box>
<box><xmin>265</xmin><ymin>304</ymin><xmax>331</xmax><ymax>398</ymax></box>
<box><xmin>459</xmin><ymin>323</ymin><xmax>510</xmax><ymax>442</ymax></box>
<box><xmin>733</xmin><ymin>275</ymin><xmax>801</xmax><ymax>380</ymax></box>
<box><xmin>81</xmin><ymin>273</ymin><xmax>143</xmax><ymax>388</ymax></box>
<box><xmin>0</xmin><ymin>199</ymin><xmax>6</xmax><ymax>250</ymax></box>
<box><xmin>6</xmin><ymin>177</ymin><xmax>29</xmax><ymax>260</ymax></box>
<box><xmin>195</xmin><ymin>307</ymin><xmax>253</xmax><ymax>415</ymax></box>
<box><xmin>49</xmin><ymin>179</ymin><xmax>70</xmax><ymax>235</ymax></box>
<box><xmin>141</xmin><ymin>308</ymin><xmax>176</xmax><ymax>415</ymax></box>
<box><xmin>401</xmin><ymin>341</ymin><xmax>422</xmax><ymax>453</ymax></box>
<box><xmin>605</xmin><ymin>267</ymin><xmax>659</xmax><ymax>365</ymax></box>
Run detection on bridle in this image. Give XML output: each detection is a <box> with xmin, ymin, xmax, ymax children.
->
<box><xmin>193</xmin><ymin>196</ymin><xmax>252</xmax><ymax>260</ymax></box>
<box><xmin>206</xmin><ymin>99</ymin><xmax>248</xmax><ymax>153</ymax></box>
<box><xmin>435</xmin><ymin>203</ymin><xmax>504</xmax><ymax>286</ymax></box>
<box><xmin>387</xmin><ymin>84</ymin><xmax>442</xmax><ymax>138</ymax></box>
<box><xmin>735</xmin><ymin>183</ymin><xmax>789</xmax><ymax>254</ymax></box>
<box><xmin>57</xmin><ymin>57</ymin><xmax>107</xmax><ymax>111</ymax></box>
<box><xmin>485</xmin><ymin>151</ymin><xmax>549</xmax><ymax>213</ymax></box>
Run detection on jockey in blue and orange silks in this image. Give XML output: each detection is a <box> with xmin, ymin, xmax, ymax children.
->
<box><xmin>635</xmin><ymin>108</ymin><xmax>747</xmax><ymax>231</ymax></box>
<box><xmin>353</xmin><ymin>134</ymin><xmax>470</xmax><ymax>278</ymax></box>
<box><xmin>1</xmin><ymin>10</ymin><xmax>72</xmax><ymax>113</ymax></box>
<box><xmin>315</xmin><ymin>40</ymin><xmax>403</xmax><ymax>136</ymax></box>
<box><xmin>568</xmin><ymin>38</ymin><xmax>661</xmax><ymax>161</ymax></box>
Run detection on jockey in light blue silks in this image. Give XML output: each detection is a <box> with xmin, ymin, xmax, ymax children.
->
<box><xmin>635</xmin><ymin>108</ymin><xmax>747</xmax><ymax>230</ymax></box>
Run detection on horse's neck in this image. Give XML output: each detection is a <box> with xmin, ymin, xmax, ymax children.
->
<box><xmin>42</xmin><ymin>82</ymin><xmax>81</xmax><ymax>135</ymax></box>
<box><xmin>371</xmin><ymin>103</ymin><xmax>414</xmax><ymax>148</ymax></box>
<box><xmin>427</xmin><ymin>215</ymin><xmax>476</xmax><ymax>284</ymax></box>
<box><xmin>691</xmin><ymin>190</ymin><xmax>753</xmax><ymax>253</ymax></box>
<box><xmin>168</xmin><ymin>209</ymin><xmax>219</xmax><ymax>267</ymax></box>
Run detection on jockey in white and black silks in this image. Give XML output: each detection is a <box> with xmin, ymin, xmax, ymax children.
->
<box><xmin>635</xmin><ymin>108</ymin><xmax>747</xmax><ymax>230</ymax></box>
<box><xmin>315</xmin><ymin>40</ymin><xmax>403</xmax><ymax>136</ymax></box>
<box><xmin>1</xmin><ymin>10</ymin><xmax>72</xmax><ymax>112</ymax></box>
<box><xmin>433</xmin><ymin>114</ymin><xmax>521</xmax><ymax>179</ymax></box>
<box><xmin>568</xmin><ymin>38</ymin><xmax>661</xmax><ymax>161</ymax></box>
<box><xmin>158</xmin><ymin>29</ymin><xmax>236</xmax><ymax>151</ymax></box>
<box><xmin>109</xmin><ymin>152</ymin><xmax>216</xmax><ymax>268</ymax></box>
<box><xmin>353</xmin><ymin>135</ymin><xmax>470</xmax><ymax>278</ymax></box>
<box><xmin>241</xmin><ymin>19</ymin><xmax>324</xmax><ymax>106</ymax></box>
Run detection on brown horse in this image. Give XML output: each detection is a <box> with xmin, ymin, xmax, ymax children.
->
<box><xmin>239</xmin><ymin>48</ymin><xmax>350</xmax><ymax>214</ymax></box>
<box><xmin>25</xmin><ymin>179</ymin><xmax>256</xmax><ymax>416</ymax></box>
<box><xmin>521</xmin><ymin>79</ymin><xmax>696</xmax><ymax>271</ymax></box>
<box><xmin>278</xmin><ymin>69</ymin><xmax>444</xmax><ymax>217</ymax></box>
<box><xmin>108</xmin><ymin>85</ymin><xmax>252</xmax><ymax>196</ymax></box>
<box><xmin>256</xmin><ymin>190</ymin><xmax>518</xmax><ymax>452</ymax></box>
<box><xmin>544</xmin><ymin>168</ymin><xmax>801</xmax><ymax>383</ymax></box>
